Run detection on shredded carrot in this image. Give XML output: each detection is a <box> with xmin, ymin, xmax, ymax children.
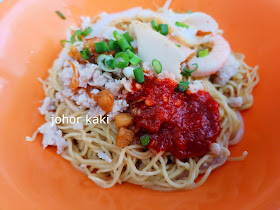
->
<box><xmin>69</xmin><ymin>60</ymin><xmax>79</xmax><ymax>91</ymax></box>
<box><xmin>196</xmin><ymin>30</ymin><xmax>212</xmax><ymax>37</ymax></box>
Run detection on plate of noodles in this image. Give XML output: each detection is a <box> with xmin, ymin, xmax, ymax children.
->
<box><xmin>0</xmin><ymin>0</ymin><xmax>280</xmax><ymax>209</ymax></box>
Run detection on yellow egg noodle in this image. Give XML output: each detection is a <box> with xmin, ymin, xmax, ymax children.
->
<box><xmin>27</xmin><ymin>3</ymin><xmax>259</xmax><ymax>191</ymax></box>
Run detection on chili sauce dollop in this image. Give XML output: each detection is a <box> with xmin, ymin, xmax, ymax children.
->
<box><xmin>127</xmin><ymin>76</ymin><xmax>221</xmax><ymax>160</ymax></box>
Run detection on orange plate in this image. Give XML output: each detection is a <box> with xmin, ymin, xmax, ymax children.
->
<box><xmin>0</xmin><ymin>0</ymin><xmax>280</xmax><ymax>209</ymax></box>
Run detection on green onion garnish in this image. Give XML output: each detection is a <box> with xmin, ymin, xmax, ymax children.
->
<box><xmin>108</xmin><ymin>40</ymin><xmax>120</xmax><ymax>51</ymax></box>
<box><xmin>125</xmin><ymin>49</ymin><xmax>135</xmax><ymax>59</ymax></box>
<box><xmin>158</xmin><ymin>24</ymin><xmax>169</xmax><ymax>35</ymax></box>
<box><xmin>105</xmin><ymin>59</ymin><xmax>117</xmax><ymax>70</ymax></box>
<box><xmin>176</xmin><ymin>44</ymin><xmax>181</xmax><ymax>47</ymax></box>
<box><xmin>75</xmin><ymin>30</ymin><xmax>82</xmax><ymax>41</ymax></box>
<box><xmin>56</xmin><ymin>11</ymin><xmax>66</xmax><ymax>20</ymax></box>
<box><xmin>123</xmin><ymin>32</ymin><xmax>134</xmax><ymax>43</ymax></box>
<box><xmin>140</xmin><ymin>134</ymin><xmax>150</xmax><ymax>146</ymax></box>
<box><xmin>151</xmin><ymin>20</ymin><xmax>168</xmax><ymax>35</ymax></box>
<box><xmin>118</xmin><ymin>38</ymin><xmax>132</xmax><ymax>51</ymax></box>
<box><xmin>181</xmin><ymin>63</ymin><xmax>198</xmax><ymax>77</ymax></box>
<box><xmin>80</xmin><ymin>49</ymin><xmax>91</xmax><ymax>60</ymax></box>
<box><xmin>133</xmin><ymin>67</ymin><xmax>145</xmax><ymax>83</ymax></box>
<box><xmin>113</xmin><ymin>30</ymin><xmax>132</xmax><ymax>51</ymax></box>
<box><xmin>151</xmin><ymin>20</ymin><xmax>159</xmax><ymax>31</ymax></box>
<box><xmin>197</xmin><ymin>49</ymin><xmax>209</xmax><ymax>57</ymax></box>
<box><xmin>187</xmin><ymin>9</ymin><xmax>192</xmax><ymax>14</ymax></box>
<box><xmin>69</xmin><ymin>28</ymin><xmax>92</xmax><ymax>44</ymax></box>
<box><xmin>178</xmin><ymin>81</ymin><xmax>189</xmax><ymax>92</ymax></box>
<box><xmin>60</xmin><ymin>40</ymin><xmax>71</xmax><ymax>47</ymax></box>
<box><xmin>113</xmin><ymin>30</ymin><xmax>123</xmax><ymax>41</ymax></box>
<box><xmin>130</xmin><ymin>55</ymin><xmax>142</xmax><ymax>66</ymax></box>
<box><xmin>70</xmin><ymin>30</ymin><xmax>82</xmax><ymax>43</ymax></box>
<box><xmin>97</xmin><ymin>54</ymin><xmax>119</xmax><ymax>72</ymax></box>
<box><xmin>115</xmin><ymin>52</ymin><xmax>129</xmax><ymax>68</ymax></box>
<box><xmin>82</xmin><ymin>27</ymin><xmax>92</xmax><ymax>37</ymax></box>
<box><xmin>175</xmin><ymin>22</ymin><xmax>189</xmax><ymax>29</ymax></box>
<box><xmin>95</xmin><ymin>42</ymin><xmax>109</xmax><ymax>53</ymax></box>
<box><xmin>152</xmin><ymin>59</ymin><xmax>162</xmax><ymax>74</ymax></box>
<box><xmin>70</xmin><ymin>34</ymin><xmax>76</xmax><ymax>43</ymax></box>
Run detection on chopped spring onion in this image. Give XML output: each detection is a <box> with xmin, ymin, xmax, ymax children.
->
<box><xmin>80</xmin><ymin>49</ymin><xmax>91</xmax><ymax>60</ymax></box>
<box><xmin>197</xmin><ymin>49</ymin><xmax>209</xmax><ymax>57</ymax></box>
<box><xmin>125</xmin><ymin>49</ymin><xmax>135</xmax><ymax>59</ymax></box>
<box><xmin>115</xmin><ymin>52</ymin><xmax>129</xmax><ymax>68</ymax></box>
<box><xmin>70</xmin><ymin>30</ymin><xmax>82</xmax><ymax>43</ymax></box>
<box><xmin>158</xmin><ymin>24</ymin><xmax>169</xmax><ymax>35</ymax></box>
<box><xmin>123</xmin><ymin>32</ymin><xmax>134</xmax><ymax>43</ymax></box>
<box><xmin>109</xmin><ymin>40</ymin><xmax>120</xmax><ymax>51</ymax></box>
<box><xmin>152</xmin><ymin>59</ymin><xmax>162</xmax><ymax>74</ymax></box>
<box><xmin>140</xmin><ymin>134</ymin><xmax>150</xmax><ymax>146</ymax></box>
<box><xmin>70</xmin><ymin>35</ymin><xmax>76</xmax><ymax>43</ymax></box>
<box><xmin>82</xmin><ymin>27</ymin><xmax>93</xmax><ymax>37</ymax></box>
<box><xmin>60</xmin><ymin>40</ymin><xmax>71</xmax><ymax>47</ymax></box>
<box><xmin>69</xmin><ymin>27</ymin><xmax>92</xmax><ymax>44</ymax></box>
<box><xmin>118</xmin><ymin>38</ymin><xmax>132</xmax><ymax>51</ymax></box>
<box><xmin>113</xmin><ymin>30</ymin><xmax>123</xmax><ymax>41</ymax></box>
<box><xmin>187</xmin><ymin>9</ymin><xmax>192</xmax><ymax>14</ymax></box>
<box><xmin>151</xmin><ymin>20</ymin><xmax>168</xmax><ymax>35</ymax></box>
<box><xmin>56</xmin><ymin>11</ymin><xmax>66</xmax><ymax>19</ymax></box>
<box><xmin>95</xmin><ymin>42</ymin><xmax>109</xmax><ymax>53</ymax></box>
<box><xmin>133</xmin><ymin>67</ymin><xmax>145</xmax><ymax>83</ymax></box>
<box><xmin>130</xmin><ymin>55</ymin><xmax>142</xmax><ymax>66</ymax></box>
<box><xmin>176</xmin><ymin>44</ymin><xmax>181</xmax><ymax>47</ymax></box>
<box><xmin>105</xmin><ymin>59</ymin><xmax>117</xmax><ymax>69</ymax></box>
<box><xmin>175</xmin><ymin>22</ymin><xmax>189</xmax><ymax>29</ymax></box>
<box><xmin>151</xmin><ymin>20</ymin><xmax>159</xmax><ymax>31</ymax></box>
<box><xmin>178</xmin><ymin>81</ymin><xmax>189</xmax><ymax>92</ymax></box>
<box><xmin>181</xmin><ymin>63</ymin><xmax>198</xmax><ymax>77</ymax></box>
<box><xmin>97</xmin><ymin>54</ymin><xmax>119</xmax><ymax>72</ymax></box>
<box><xmin>75</xmin><ymin>30</ymin><xmax>82</xmax><ymax>41</ymax></box>
<box><xmin>113</xmin><ymin>30</ymin><xmax>132</xmax><ymax>51</ymax></box>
